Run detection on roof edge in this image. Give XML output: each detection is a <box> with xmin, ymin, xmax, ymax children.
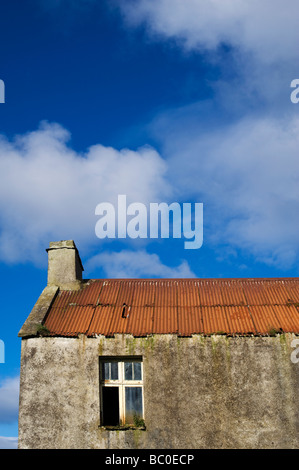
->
<box><xmin>18</xmin><ymin>285</ymin><xmax>59</xmax><ymax>338</ymax></box>
<box><xmin>73</xmin><ymin>276</ymin><xmax>299</xmax><ymax>283</ymax></box>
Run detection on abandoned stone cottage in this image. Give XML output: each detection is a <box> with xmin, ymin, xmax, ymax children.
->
<box><xmin>18</xmin><ymin>240</ymin><xmax>299</xmax><ymax>449</ymax></box>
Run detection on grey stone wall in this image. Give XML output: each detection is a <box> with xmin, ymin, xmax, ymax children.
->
<box><xmin>18</xmin><ymin>333</ymin><xmax>299</xmax><ymax>449</ymax></box>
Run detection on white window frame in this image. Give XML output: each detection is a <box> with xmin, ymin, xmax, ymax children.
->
<box><xmin>100</xmin><ymin>358</ymin><xmax>144</xmax><ymax>427</ymax></box>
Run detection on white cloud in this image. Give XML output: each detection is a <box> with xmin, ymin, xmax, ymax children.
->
<box><xmin>118</xmin><ymin>0</ymin><xmax>299</xmax><ymax>117</ymax></box>
<box><xmin>86</xmin><ymin>249</ymin><xmax>196</xmax><ymax>278</ymax></box>
<box><xmin>159</xmin><ymin>112</ymin><xmax>299</xmax><ymax>269</ymax></box>
<box><xmin>0</xmin><ymin>436</ymin><xmax>18</xmax><ymax>449</ymax></box>
<box><xmin>0</xmin><ymin>115</ymin><xmax>298</xmax><ymax>271</ymax></box>
<box><xmin>40</xmin><ymin>0</ymin><xmax>299</xmax><ymax>65</ymax></box>
<box><xmin>119</xmin><ymin>0</ymin><xmax>299</xmax><ymax>64</ymax></box>
<box><xmin>0</xmin><ymin>121</ymin><xmax>171</xmax><ymax>265</ymax></box>
<box><xmin>25</xmin><ymin>1</ymin><xmax>299</xmax><ymax>272</ymax></box>
<box><xmin>113</xmin><ymin>0</ymin><xmax>299</xmax><ymax>270</ymax></box>
<box><xmin>0</xmin><ymin>376</ymin><xmax>19</xmax><ymax>424</ymax></box>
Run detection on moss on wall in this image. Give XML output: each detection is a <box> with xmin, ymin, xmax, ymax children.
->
<box><xmin>18</xmin><ymin>333</ymin><xmax>299</xmax><ymax>449</ymax></box>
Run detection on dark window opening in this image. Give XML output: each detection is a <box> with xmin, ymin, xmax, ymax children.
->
<box><xmin>102</xmin><ymin>387</ymin><xmax>119</xmax><ymax>426</ymax></box>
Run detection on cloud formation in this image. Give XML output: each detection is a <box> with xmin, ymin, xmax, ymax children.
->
<box><xmin>0</xmin><ymin>436</ymin><xmax>18</xmax><ymax>449</ymax></box>
<box><xmin>0</xmin><ymin>113</ymin><xmax>298</xmax><ymax>271</ymax></box>
<box><xmin>158</xmin><ymin>112</ymin><xmax>299</xmax><ymax>269</ymax></box>
<box><xmin>0</xmin><ymin>121</ymin><xmax>170</xmax><ymax>265</ymax></box>
<box><xmin>87</xmin><ymin>249</ymin><xmax>196</xmax><ymax>278</ymax></box>
<box><xmin>119</xmin><ymin>0</ymin><xmax>299</xmax><ymax>64</ymax></box>
<box><xmin>0</xmin><ymin>376</ymin><xmax>19</xmax><ymax>424</ymax></box>
<box><xmin>115</xmin><ymin>0</ymin><xmax>299</xmax><ymax>270</ymax></box>
<box><xmin>118</xmin><ymin>0</ymin><xmax>299</xmax><ymax>118</ymax></box>
<box><xmin>1</xmin><ymin>3</ymin><xmax>298</xmax><ymax>272</ymax></box>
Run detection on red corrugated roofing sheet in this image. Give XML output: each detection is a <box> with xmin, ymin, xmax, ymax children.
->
<box><xmin>177</xmin><ymin>281</ymin><xmax>201</xmax><ymax>307</ymax></box>
<box><xmin>45</xmin><ymin>305</ymin><xmax>95</xmax><ymax>336</ymax></box>
<box><xmin>43</xmin><ymin>278</ymin><xmax>299</xmax><ymax>337</ymax></box>
<box><xmin>177</xmin><ymin>307</ymin><xmax>202</xmax><ymax>336</ymax></box>
<box><xmin>88</xmin><ymin>305</ymin><xmax>115</xmax><ymax>337</ymax></box>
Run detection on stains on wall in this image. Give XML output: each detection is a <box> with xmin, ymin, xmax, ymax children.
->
<box><xmin>18</xmin><ymin>333</ymin><xmax>299</xmax><ymax>449</ymax></box>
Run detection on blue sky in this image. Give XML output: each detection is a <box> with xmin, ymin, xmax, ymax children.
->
<box><xmin>0</xmin><ymin>0</ymin><xmax>299</xmax><ymax>448</ymax></box>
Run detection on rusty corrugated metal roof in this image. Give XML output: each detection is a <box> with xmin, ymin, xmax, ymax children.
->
<box><xmin>43</xmin><ymin>278</ymin><xmax>299</xmax><ymax>337</ymax></box>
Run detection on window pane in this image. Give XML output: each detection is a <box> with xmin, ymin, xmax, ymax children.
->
<box><xmin>134</xmin><ymin>362</ymin><xmax>142</xmax><ymax>380</ymax></box>
<box><xmin>111</xmin><ymin>362</ymin><xmax>118</xmax><ymax>380</ymax></box>
<box><xmin>102</xmin><ymin>362</ymin><xmax>109</xmax><ymax>380</ymax></box>
<box><xmin>102</xmin><ymin>362</ymin><xmax>118</xmax><ymax>380</ymax></box>
<box><xmin>125</xmin><ymin>362</ymin><xmax>133</xmax><ymax>380</ymax></box>
<box><xmin>125</xmin><ymin>387</ymin><xmax>143</xmax><ymax>424</ymax></box>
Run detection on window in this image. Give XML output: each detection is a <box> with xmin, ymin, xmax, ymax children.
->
<box><xmin>100</xmin><ymin>358</ymin><xmax>144</xmax><ymax>428</ymax></box>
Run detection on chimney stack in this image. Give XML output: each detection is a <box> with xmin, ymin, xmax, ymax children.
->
<box><xmin>46</xmin><ymin>240</ymin><xmax>84</xmax><ymax>290</ymax></box>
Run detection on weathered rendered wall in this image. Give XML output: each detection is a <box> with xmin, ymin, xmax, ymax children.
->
<box><xmin>18</xmin><ymin>333</ymin><xmax>299</xmax><ymax>449</ymax></box>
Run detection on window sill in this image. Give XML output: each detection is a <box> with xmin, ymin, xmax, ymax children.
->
<box><xmin>99</xmin><ymin>425</ymin><xmax>146</xmax><ymax>431</ymax></box>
